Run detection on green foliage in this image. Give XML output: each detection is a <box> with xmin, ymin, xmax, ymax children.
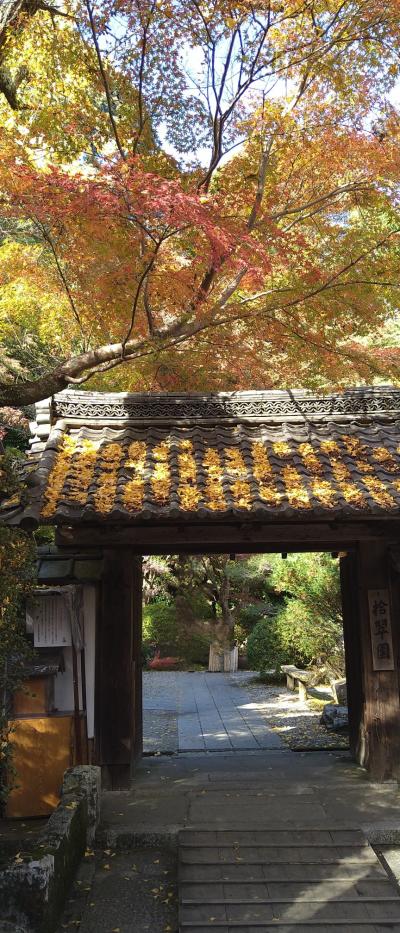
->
<box><xmin>268</xmin><ymin>552</ymin><xmax>342</xmax><ymax>627</ymax></box>
<box><xmin>142</xmin><ymin>556</ymin><xmax>177</xmax><ymax>604</ymax></box>
<box><xmin>0</xmin><ymin>524</ymin><xmax>35</xmax><ymax>808</ymax></box>
<box><xmin>142</xmin><ymin>600</ymin><xmax>210</xmax><ymax>665</ymax></box>
<box><xmin>143</xmin><ymin>600</ymin><xmax>178</xmax><ymax>651</ymax></box>
<box><xmin>237</xmin><ymin>595</ymin><xmax>281</xmax><ymax>632</ymax></box>
<box><xmin>275</xmin><ymin>599</ymin><xmax>344</xmax><ymax>670</ymax></box>
<box><xmin>142</xmin><ymin>552</ymin><xmax>344</xmax><ymax>672</ymax></box>
<box><xmin>247</xmin><ymin>616</ymin><xmax>284</xmax><ymax>673</ymax></box>
<box><xmin>0</xmin><ymin>445</ymin><xmax>24</xmax><ymax>499</ymax></box>
<box><xmin>247</xmin><ymin>553</ymin><xmax>344</xmax><ymax>674</ymax></box>
<box><xmin>180</xmin><ymin>632</ymin><xmax>210</xmax><ymax>667</ymax></box>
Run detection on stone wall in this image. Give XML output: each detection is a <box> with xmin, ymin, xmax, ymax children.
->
<box><xmin>0</xmin><ymin>765</ymin><xmax>101</xmax><ymax>933</ymax></box>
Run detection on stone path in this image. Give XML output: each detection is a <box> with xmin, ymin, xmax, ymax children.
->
<box><xmin>60</xmin><ymin>751</ymin><xmax>400</xmax><ymax>933</ymax></box>
<box><xmin>143</xmin><ymin>672</ymin><xmax>283</xmax><ymax>753</ymax></box>
<box><xmin>100</xmin><ymin>749</ymin><xmax>400</xmax><ymax>842</ymax></box>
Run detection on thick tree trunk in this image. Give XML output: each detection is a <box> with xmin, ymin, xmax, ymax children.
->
<box><xmin>0</xmin><ymin>0</ymin><xmax>72</xmax><ymax>108</ymax></box>
<box><xmin>211</xmin><ymin>578</ymin><xmax>235</xmax><ymax>650</ymax></box>
<box><xmin>0</xmin><ymin>316</ymin><xmax>205</xmax><ymax>407</ymax></box>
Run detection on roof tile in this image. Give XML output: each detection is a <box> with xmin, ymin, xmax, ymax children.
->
<box><xmin>35</xmin><ymin>421</ymin><xmax>400</xmax><ymax>522</ymax></box>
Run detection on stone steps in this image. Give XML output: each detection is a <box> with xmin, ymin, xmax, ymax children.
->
<box><xmin>178</xmin><ymin>829</ymin><xmax>400</xmax><ymax>933</ymax></box>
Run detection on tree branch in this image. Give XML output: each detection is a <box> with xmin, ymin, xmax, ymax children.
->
<box><xmin>84</xmin><ymin>0</ymin><xmax>126</xmax><ymax>160</ymax></box>
<box><xmin>34</xmin><ymin>220</ymin><xmax>87</xmax><ymax>347</ymax></box>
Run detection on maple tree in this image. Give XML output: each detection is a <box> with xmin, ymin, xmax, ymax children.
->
<box><xmin>1</xmin><ymin>0</ymin><xmax>400</xmax><ymax>406</ymax></box>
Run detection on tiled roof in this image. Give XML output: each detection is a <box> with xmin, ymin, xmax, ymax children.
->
<box><xmin>3</xmin><ymin>388</ymin><xmax>400</xmax><ymax>525</ymax></box>
<box><xmin>14</xmin><ymin>420</ymin><xmax>400</xmax><ymax>524</ymax></box>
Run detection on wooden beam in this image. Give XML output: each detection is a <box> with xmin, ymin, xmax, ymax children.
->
<box><xmin>56</xmin><ymin>520</ymin><xmax>400</xmax><ymax>553</ymax></box>
<box><xmin>356</xmin><ymin>541</ymin><xmax>400</xmax><ymax>781</ymax></box>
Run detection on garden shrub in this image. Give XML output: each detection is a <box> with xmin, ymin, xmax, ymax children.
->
<box><xmin>0</xmin><ymin>525</ymin><xmax>35</xmax><ymax>809</ymax></box>
<box><xmin>247</xmin><ymin>553</ymin><xmax>344</xmax><ymax>675</ymax></box>
<box><xmin>178</xmin><ymin>631</ymin><xmax>210</xmax><ymax>666</ymax></box>
<box><xmin>247</xmin><ymin>616</ymin><xmax>284</xmax><ymax>673</ymax></box>
<box><xmin>275</xmin><ymin>598</ymin><xmax>344</xmax><ymax>669</ymax></box>
<box><xmin>270</xmin><ymin>552</ymin><xmax>344</xmax><ymax>673</ymax></box>
<box><xmin>143</xmin><ymin>601</ymin><xmax>178</xmax><ymax>655</ymax></box>
<box><xmin>142</xmin><ymin>600</ymin><xmax>210</xmax><ymax>665</ymax></box>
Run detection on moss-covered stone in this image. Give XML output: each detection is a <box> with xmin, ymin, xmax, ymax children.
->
<box><xmin>0</xmin><ymin>766</ymin><xmax>100</xmax><ymax>932</ymax></box>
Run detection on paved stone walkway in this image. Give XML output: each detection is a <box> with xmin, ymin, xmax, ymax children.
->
<box><xmin>143</xmin><ymin>672</ymin><xmax>283</xmax><ymax>753</ymax></box>
<box><xmin>60</xmin><ymin>751</ymin><xmax>400</xmax><ymax>932</ymax></box>
<box><xmin>100</xmin><ymin>750</ymin><xmax>400</xmax><ymax>842</ymax></box>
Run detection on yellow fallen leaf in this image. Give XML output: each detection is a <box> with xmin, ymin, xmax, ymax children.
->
<box><xmin>102</xmin><ymin>864</ymin><xmax>110</xmax><ymax>870</ymax></box>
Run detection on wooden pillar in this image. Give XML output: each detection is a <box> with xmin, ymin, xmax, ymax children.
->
<box><xmin>357</xmin><ymin>541</ymin><xmax>400</xmax><ymax>781</ymax></box>
<box><xmin>96</xmin><ymin>550</ymin><xmax>142</xmax><ymax>788</ymax></box>
<box><xmin>340</xmin><ymin>552</ymin><xmax>363</xmax><ymax>756</ymax></box>
<box><xmin>132</xmin><ymin>557</ymin><xmax>143</xmax><ymax>764</ymax></box>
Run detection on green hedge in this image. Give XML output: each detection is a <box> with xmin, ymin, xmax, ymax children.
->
<box><xmin>142</xmin><ymin>601</ymin><xmax>210</xmax><ymax>665</ymax></box>
<box><xmin>247</xmin><ymin>616</ymin><xmax>284</xmax><ymax>672</ymax></box>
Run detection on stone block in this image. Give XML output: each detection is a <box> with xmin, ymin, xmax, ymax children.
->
<box><xmin>61</xmin><ymin>765</ymin><xmax>101</xmax><ymax>843</ymax></box>
<box><xmin>330</xmin><ymin>678</ymin><xmax>347</xmax><ymax>705</ymax></box>
<box><xmin>0</xmin><ymin>765</ymin><xmax>101</xmax><ymax>932</ymax></box>
<box><xmin>320</xmin><ymin>703</ymin><xmax>349</xmax><ymax>732</ymax></box>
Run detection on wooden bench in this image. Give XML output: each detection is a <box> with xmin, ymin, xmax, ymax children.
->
<box><xmin>281</xmin><ymin>664</ymin><xmax>312</xmax><ymax>700</ymax></box>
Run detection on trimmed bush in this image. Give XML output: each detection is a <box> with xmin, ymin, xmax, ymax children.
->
<box><xmin>247</xmin><ymin>617</ymin><xmax>284</xmax><ymax>672</ymax></box>
<box><xmin>143</xmin><ymin>601</ymin><xmax>178</xmax><ymax>653</ymax></box>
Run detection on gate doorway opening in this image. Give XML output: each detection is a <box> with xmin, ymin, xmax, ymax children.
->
<box><xmin>141</xmin><ymin>549</ymin><xmax>350</xmax><ymax>759</ymax></box>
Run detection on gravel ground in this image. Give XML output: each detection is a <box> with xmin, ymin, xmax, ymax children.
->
<box><xmin>57</xmin><ymin>845</ymin><xmax>178</xmax><ymax>933</ymax></box>
<box><xmin>233</xmin><ymin>674</ymin><xmax>349</xmax><ymax>751</ymax></box>
<box><xmin>143</xmin><ymin>710</ymin><xmax>178</xmax><ymax>754</ymax></box>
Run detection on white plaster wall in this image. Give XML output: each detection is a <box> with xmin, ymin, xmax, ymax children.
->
<box><xmin>53</xmin><ymin>585</ymin><xmax>96</xmax><ymax>738</ymax></box>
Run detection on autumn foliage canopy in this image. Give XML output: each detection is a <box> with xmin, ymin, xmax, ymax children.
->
<box><xmin>1</xmin><ymin>0</ymin><xmax>400</xmax><ymax>405</ymax></box>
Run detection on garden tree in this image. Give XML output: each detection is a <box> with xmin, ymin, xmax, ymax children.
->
<box><xmin>143</xmin><ymin>553</ymin><xmax>277</xmax><ymax>652</ymax></box>
<box><xmin>173</xmin><ymin>556</ymin><xmax>236</xmax><ymax>649</ymax></box>
<box><xmin>247</xmin><ymin>552</ymin><xmax>344</xmax><ymax>674</ymax></box>
<box><xmin>1</xmin><ymin>2</ymin><xmax>400</xmax><ymax>405</ymax></box>
<box><xmin>143</xmin><ymin>555</ymin><xmax>237</xmax><ymax>650</ymax></box>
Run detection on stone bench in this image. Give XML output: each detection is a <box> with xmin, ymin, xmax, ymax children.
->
<box><xmin>281</xmin><ymin>664</ymin><xmax>312</xmax><ymax>700</ymax></box>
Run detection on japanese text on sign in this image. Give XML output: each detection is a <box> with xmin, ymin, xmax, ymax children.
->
<box><xmin>368</xmin><ymin>589</ymin><xmax>394</xmax><ymax>671</ymax></box>
<box><xmin>31</xmin><ymin>596</ymin><xmax>72</xmax><ymax>647</ymax></box>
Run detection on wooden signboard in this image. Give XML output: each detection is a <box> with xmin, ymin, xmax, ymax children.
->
<box><xmin>31</xmin><ymin>595</ymin><xmax>72</xmax><ymax>647</ymax></box>
<box><xmin>368</xmin><ymin>589</ymin><xmax>394</xmax><ymax>671</ymax></box>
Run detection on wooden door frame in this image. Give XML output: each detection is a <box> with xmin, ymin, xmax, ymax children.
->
<box><xmin>82</xmin><ymin>528</ymin><xmax>400</xmax><ymax>784</ymax></box>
